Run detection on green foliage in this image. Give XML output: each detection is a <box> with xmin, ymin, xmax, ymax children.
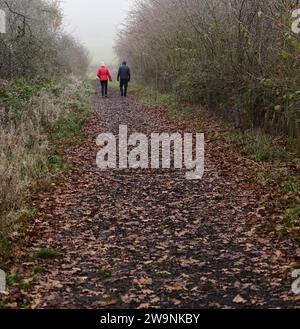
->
<box><xmin>0</xmin><ymin>79</ymin><xmax>65</xmax><ymax>121</ymax></box>
<box><xmin>53</xmin><ymin>113</ymin><xmax>86</xmax><ymax>141</ymax></box>
<box><xmin>33</xmin><ymin>266</ymin><xmax>45</xmax><ymax>274</ymax></box>
<box><xmin>0</xmin><ymin>78</ymin><xmax>92</xmax><ymax>256</ymax></box>
<box><xmin>19</xmin><ymin>208</ymin><xmax>39</xmax><ymax>218</ymax></box>
<box><xmin>47</xmin><ymin>155</ymin><xmax>62</xmax><ymax>166</ymax></box>
<box><xmin>260</xmin><ymin>79</ymin><xmax>273</xmax><ymax>88</ymax></box>
<box><xmin>200</xmin><ymin>281</ymin><xmax>215</xmax><ymax>292</ymax></box>
<box><xmin>286</xmin><ymin>207</ymin><xmax>300</xmax><ymax>225</ymax></box>
<box><xmin>116</xmin><ymin>0</ymin><xmax>300</xmax><ymax>139</ymax></box>
<box><xmin>228</xmin><ymin>133</ymin><xmax>292</xmax><ymax>162</ymax></box>
<box><xmin>18</xmin><ymin>281</ymin><xmax>31</xmax><ymax>290</ymax></box>
<box><xmin>131</xmin><ymin>84</ymin><xmax>176</xmax><ymax>109</ymax></box>
<box><xmin>284</xmin><ymin>181</ymin><xmax>300</xmax><ymax>193</ymax></box>
<box><xmin>0</xmin><ymin>238</ymin><xmax>14</xmax><ymax>254</ymax></box>
<box><xmin>35</xmin><ymin>248</ymin><xmax>61</xmax><ymax>260</ymax></box>
<box><xmin>6</xmin><ymin>274</ymin><xmax>18</xmax><ymax>287</ymax></box>
<box><xmin>97</xmin><ymin>269</ymin><xmax>112</xmax><ymax>280</ymax></box>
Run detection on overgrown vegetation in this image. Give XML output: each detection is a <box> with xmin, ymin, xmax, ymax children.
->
<box><xmin>0</xmin><ymin>1</ymin><xmax>92</xmax><ymax>255</ymax></box>
<box><xmin>0</xmin><ymin>0</ymin><xmax>89</xmax><ymax>79</ymax></box>
<box><xmin>116</xmin><ymin>0</ymin><xmax>300</xmax><ymax>140</ymax></box>
<box><xmin>131</xmin><ymin>82</ymin><xmax>300</xmax><ymax>246</ymax></box>
<box><xmin>116</xmin><ymin>1</ymin><xmax>300</xmax><ymax>241</ymax></box>
<box><xmin>35</xmin><ymin>248</ymin><xmax>60</xmax><ymax>260</ymax></box>
<box><xmin>0</xmin><ymin>77</ymin><xmax>92</xmax><ymax>253</ymax></box>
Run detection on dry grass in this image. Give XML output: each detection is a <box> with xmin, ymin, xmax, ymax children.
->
<box><xmin>0</xmin><ymin>76</ymin><xmax>91</xmax><ymax>246</ymax></box>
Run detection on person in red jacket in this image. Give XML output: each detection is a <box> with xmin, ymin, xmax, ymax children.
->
<box><xmin>97</xmin><ymin>62</ymin><xmax>112</xmax><ymax>98</ymax></box>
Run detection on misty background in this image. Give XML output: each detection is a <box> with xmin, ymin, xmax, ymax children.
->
<box><xmin>61</xmin><ymin>0</ymin><xmax>135</xmax><ymax>66</ymax></box>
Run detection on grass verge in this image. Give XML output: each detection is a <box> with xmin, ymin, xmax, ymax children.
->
<box><xmin>132</xmin><ymin>83</ymin><xmax>300</xmax><ymax>248</ymax></box>
<box><xmin>0</xmin><ymin>77</ymin><xmax>93</xmax><ymax>257</ymax></box>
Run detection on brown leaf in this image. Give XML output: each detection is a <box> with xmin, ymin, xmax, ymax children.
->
<box><xmin>233</xmin><ymin>294</ymin><xmax>247</xmax><ymax>304</ymax></box>
<box><xmin>133</xmin><ymin>277</ymin><xmax>153</xmax><ymax>286</ymax></box>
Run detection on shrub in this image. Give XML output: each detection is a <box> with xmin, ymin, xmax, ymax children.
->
<box><xmin>0</xmin><ymin>77</ymin><xmax>92</xmax><ymax>247</ymax></box>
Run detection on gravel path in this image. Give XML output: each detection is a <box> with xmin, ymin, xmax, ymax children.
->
<box><xmin>7</xmin><ymin>89</ymin><xmax>299</xmax><ymax>309</ymax></box>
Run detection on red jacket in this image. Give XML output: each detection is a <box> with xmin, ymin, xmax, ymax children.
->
<box><xmin>97</xmin><ymin>66</ymin><xmax>112</xmax><ymax>81</ymax></box>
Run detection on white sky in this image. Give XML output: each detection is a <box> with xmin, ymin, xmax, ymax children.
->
<box><xmin>60</xmin><ymin>0</ymin><xmax>136</xmax><ymax>65</ymax></box>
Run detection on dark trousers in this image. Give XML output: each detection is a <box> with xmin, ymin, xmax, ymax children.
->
<box><xmin>120</xmin><ymin>79</ymin><xmax>129</xmax><ymax>96</ymax></box>
<box><xmin>100</xmin><ymin>80</ymin><xmax>108</xmax><ymax>97</ymax></box>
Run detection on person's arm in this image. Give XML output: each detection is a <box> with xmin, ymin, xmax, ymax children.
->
<box><xmin>128</xmin><ymin>67</ymin><xmax>131</xmax><ymax>82</ymax></box>
<box><xmin>117</xmin><ymin>67</ymin><xmax>120</xmax><ymax>81</ymax></box>
<box><xmin>97</xmin><ymin>69</ymin><xmax>101</xmax><ymax>79</ymax></box>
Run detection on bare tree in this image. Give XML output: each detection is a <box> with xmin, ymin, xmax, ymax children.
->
<box><xmin>116</xmin><ymin>0</ymin><xmax>300</xmax><ymax>137</ymax></box>
<box><xmin>0</xmin><ymin>0</ymin><xmax>90</xmax><ymax>79</ymax></box>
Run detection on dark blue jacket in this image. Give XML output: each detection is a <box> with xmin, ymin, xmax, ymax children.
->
<box><xmin>117</xmin><ymin>64</ymin><xmax>131</xmax><ymax>81</ymax></box>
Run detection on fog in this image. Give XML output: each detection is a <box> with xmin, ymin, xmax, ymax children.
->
<box><xmin>61</xmin><ymin>0</ymin><xmax>136</xmax><ymax>65</ymax></box>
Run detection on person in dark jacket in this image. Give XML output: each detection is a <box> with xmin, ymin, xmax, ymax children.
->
<box><xmin>117</xmin><ymin>61</ymin><xmax>131</xmax><ymax>97</ymax></box>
